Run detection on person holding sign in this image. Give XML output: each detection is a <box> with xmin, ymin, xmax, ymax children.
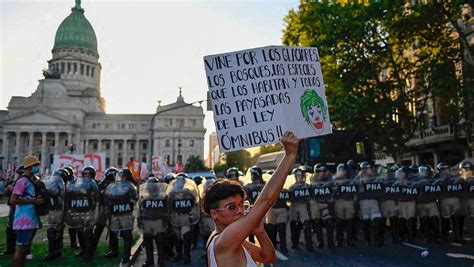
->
<box><xmin>202</xmin><ymin>131</ymin><xmax>298</xmax><ymax>267</ymax></box>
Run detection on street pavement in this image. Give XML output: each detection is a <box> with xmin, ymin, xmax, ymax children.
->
<box><xmin>133</xmin><ymin>218</ymin><xmax>474</xmax><ymax>267</ymax></box>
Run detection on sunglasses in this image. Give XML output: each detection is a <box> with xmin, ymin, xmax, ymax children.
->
<box><xmin>214</xmin><ymin>200</ymin><xmax>251</xmax><ymax>213</ymax></box>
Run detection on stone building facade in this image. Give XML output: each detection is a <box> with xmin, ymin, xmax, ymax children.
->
<box><xmin>0</xmin><ymin>1</ymin><xmax>205</xmax><ymax>173</ymax></box>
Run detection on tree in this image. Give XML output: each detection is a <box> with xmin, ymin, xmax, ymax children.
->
<box><xmin>225</xmin><ymin>150</ymin><xmax>252</xmax><ymax>173</ymax></box>
<box><xmin>283</xmin><ymin>1</ymin><xmax>466</xmax><ymax>159</ymax></box>
<box><xmin>184</xmin><ymin>155</ymin><xmax>207</xmax><ymax>172</ymax></box>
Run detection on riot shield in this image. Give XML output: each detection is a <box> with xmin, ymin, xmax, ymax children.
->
<box><xmin>105</xmin><ymin>180</ymin><xmax>138</xmax><ymax>232</ymax></box>
<box><xmin>138</xmin><ymin>180</ymin><xmax>168</xmax><ymax>234</ymax></box>
<box><xmin>198</xmin><ymin>178</ymin><xmax>215</xmax><ymax>199</ymax></box>
<box><xmin>64</xmin><ymin>176</ymin><xmax>99</xmax><ymax>228</ymax></box>
<box><xmin>289</xmin><ymin>182</ymin><xmax>311</xmax><ymax>203</ymax></box>
<box><xmin>167</xmin><ymin>177</ymin><xmax>200</xmax><ymax>227</ymax></box>
<box><xmin>42</xmin><ymin>174</ymin><xmax>65</xmax><ymax>227</ymax></box>
<box><xmin>244</xmin><ymin>182</ymin><xmax>265</xmax><ymax>204</ymax></box>
<box><xmin>311</xmin><ymin>181</ymin><xmax>333</xmax><ymax>202</ymax></box>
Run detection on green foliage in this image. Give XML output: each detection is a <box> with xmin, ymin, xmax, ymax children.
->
<box><xmin>184</xmin><ymin>155</ymin><xmax>208</xmax><ymax>172</ymax></box>
<box><xmin>224</xmin><ymin>150</ymin><xmax>252</xmax><ymax>173</ymax></box>
<box><xmin>283</xmin><ymin>1</ymin><xmax>465</xmax><ymax>158</ymax></box>
<box><xmin>260</xmin><ymin>143</ymin><xmax>283</xmax><ymax>154</ymax></box>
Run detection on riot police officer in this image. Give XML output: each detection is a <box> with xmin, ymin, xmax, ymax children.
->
<box><xmin>167</xmin><ymin>172</ymin><xmax>200</xmax><ymax>264</ymax></box>
<box><xmin>191</xmin><ymin>175</ymin><xmax>204</xmax><ymax>249</ymax></box>
<box><xmin>289</xmin><ymin>167</ymin><xmax>312</xmax><ymax>250</ymax></box>
<box><xmin>355</xmin><ymin>161</ymin><xmax>384</xmax><ymax>246</ymax></box>
<box><xmin>226</xmin><ymin>167</ymin><xmax>244</xmax><ymax>185</ymax></box>
<box><xmin>416</xmin><ymin>165</ymin><xmax>441</xmax><ymax>243</ymax></box>
<box><xmin>461</xmin><ymin>162</ymin><xmax>474</xmax><ymax>218</ymax></box>
<box><xmin>92</xmin><ymin>167</ymin><xmax>119</xmax><ymax>257</ymax></box>
<box><xmin>105</xmin><ymin>169</ymin><xmax>138</xmax><ymax>265</ymax></box>
<box><xmin>244</xmin><ymin>166</ymin><xmax>266</xmax><ymax>244</ymax></box>
<box><xmin>198</xmin><ymin>176</ymin><xmax>216</xmax><ymax>257</ymax></box>
<box><xmin>333</xmin><ymin>163</ymin><xmax>357</xmax><ymax>247</ymax></box>
<box><xmin>139</xmin><ymin>176</ymin><xmax>169</xmax><ymax>267</ymax></box>
<box><xmin>310</xmin><ymin>163</ymin><xmax>335</xmax><ymax>249</ymax></box>
<box><xmin>42</xmin><ymin>169</ymin><xmax>67</xmax><ymax>261</ymax></box>
<box><xmin>379</xmin><ymin>165</ymin><xmax>401</xmax><ymax>245</ymax></box>
<box><xmin>65</xmin><ymin>166</ymin><xmax>99</xmax><ymax>262</ymax></box>
<box><xmin>397</xmin><ymin>166</ymin><xmax>420</xmax><ymax>243</ymax></box>
<box><xmin>164</xmin><ymin>172</ymin><xmax>176</xmax><ymax>184</ymax></box>
<box><xmin>347</xmin><ymin>159</ymin><xmax>358</xmax><ymax>180</ymax></box>
<box><xmin>438</xmin><ymin>162</ymin><xmax>466</xmax><ymax>244</ymax></box>
<box><xmin>63</xmin><ymin>166</ymin><xmax>80</xmax><ymax>249</ymax></box>
<box><xmin>265</xmin><ymin>184</ymin><xmax>290</xmax><ymax>252</ymax></box>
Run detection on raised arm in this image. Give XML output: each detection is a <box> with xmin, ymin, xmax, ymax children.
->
<box><xmin>216</xmin><ymin>131</ymin><xmax>298</xmax><ymax>251</ymax></box>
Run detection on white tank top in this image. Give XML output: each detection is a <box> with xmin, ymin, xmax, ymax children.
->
<box><xmin>208</xmin><ymin>234</ymin><xmax>258</xmax><ymax>267</ymax></box>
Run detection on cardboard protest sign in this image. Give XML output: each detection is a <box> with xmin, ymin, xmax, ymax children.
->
<box><xmin>204</xmin><ymin>45</ymin><xmax>332</xmax><ymax>152</ymax></box>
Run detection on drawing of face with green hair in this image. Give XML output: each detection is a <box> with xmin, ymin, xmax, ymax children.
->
<box><xmin>300</xmin><ymin>89</ymin><xmax>328</xmax><ymax>134</ymax></box>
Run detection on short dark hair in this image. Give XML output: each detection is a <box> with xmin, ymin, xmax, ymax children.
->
<box><xmin>202</xmin><ymin>178</ymin><xmax>246</xmax><ymax>214</ymax></box>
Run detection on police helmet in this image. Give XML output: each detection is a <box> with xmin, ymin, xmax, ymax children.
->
<box><xmin>192</xmin><ymin>175</ymin><xmax>204</xmax><ymax>186</ymax></box>
<box><xmin>389</xmin><ymin>164</ymin><xmax>401</xmax><ymax>173</ymax></box>
<box><xmin>16</xmin><ymin>165</ymin><xmax>25</xmax><ymax>175</ymax></box>
<box><xmin>63</xmin><ymin>166</ymin><xmax>75</xmax><ymax>178</ymax></box>
<box><xmin>337</xmin><ymin>163</ymin><xmax>348</xmax><ymax>172</ymax></box>
<box><xmin>147</xmin><ymin>176</ymin><xmax>160</xmax><ymax>183</ymax></box>
<box><xmin>54</xmin><ymin>168</ymin><xmax>69</xmax><ymax>181</ymax></box>
<box><xmin>314</xmin><ymin>163</ymin><xmax>327</xmax><ymax>172</ymax></box>
<box><xmin>395</xmin><ymin>167</ymin><xmax>409</xmax><ymax>179</ymax></box>
<box><xmin>104</xmin><ymin>167</ymin><xmax>119</xmax><ymax>182</ymax></box>
<box><xmin>359</xmin><ymin>161</ymin><xmax>371</xmax><ymax>169</ymax></box>
<box><xmin>347</xmin><ymin>159</ymin><xmax>358</xmax><ymax>170</ymax></box>
<box><xmin>436</xmin><ymin>162</ymin><xmax>450</xmax><ymax>172</ymax></box>
<box><xmin>409</xmin><ymin>164</ymin><xmax>419</xmax><ymax>174</ymax></box>
<box><xmin>226</xmin><ymin>167</ymin><xmax>240</xmax><ymax>178</ymax></box>
<box><xmin>249</xmin><ymin>166</ymin><xmax>263</xmax><ymax>181</ymax></box>
<box><xmin>82</xmin><ymin>166</ymin><xmax>96</xmax><ymax>179</ymax></box>
<box><xmin>164</xmin><ymin>173</ymin><xmax>176</xmax><ymax>184</ymax></box>
<box><xmin>418</xmin><ymin>165</ymin><xmax>432</xmax><ymax>178</ymax></box>
<box><xmin>118</xmin><ymin>169</ymin><xmax>133</xmax><ymax>181</ymax></box>
<box><xmin>292</xmin><ymin>167</ymin><xmax>304</xmax><ymax>175</ymax></box>
<box><xmin>460</xmin><ymin>161</ymin><xmax>473</xmax><ymax>170</ymax></box>
<box><xmin>176</xmin><ymin>172</ymin><xmax>188</xmax><ymax>179</ymax></box>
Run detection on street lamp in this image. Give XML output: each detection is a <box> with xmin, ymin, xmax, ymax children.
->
<box><xmin>147</xmin><ymin>100</ymin><xmax>205</xmax><ymax>174</ymax></box>
<box><xmin>172</xmin><ymin>125</ymin><xmax>190</xmax><ymax>167</ymax></box>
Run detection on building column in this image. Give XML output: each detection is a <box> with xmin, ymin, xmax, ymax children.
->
<box><xmin>98</xmin><ymin>139</ymin><xmax>102</xmax><ymax>153</ymax></box>
<box><xmin>135</xmin><ymin>139</ymin><xmax>140</xmax><ymax>162</ymax></box>
<box><xmin>2</xmin><ymin>132</ymin><xmax>10</xmax><ymax>170</ymax></box>
<box><xmin>67</xmin><ymin>133</ymin><xmax>73</xmax><ymax>148</ymax></box>
<box><xmin>123</xmin><ymin>139</ymin><xmax>128</xmax><ymax>165</ymax></box>
<box><xmin>84</xmin><ymin>139</ymin><xmax>89</xmax><ymax>154</ymax></box>
<box><xmin>110</xmin><ymin>140</ymin><xmax>115</xmax><ymax>167</ymax></box>
<box><xmin>15</xmin><ymin>132</ymin><xmax>21</xmax><ymax>161</ymax></box>
<box><xmin>54</xmin><ymin>132</ymin><xmax>60</xmax><ymax>155</ymax></box>
<box><xmin>41</xmin><ymin>132</ymin><xmax>47</xmax><ymax>168</ymax></box>
<box><xmin>28</xmin><ymin>132</ymin><xmax>34</xmax><ymax>155</ymax></box>
<box><xmin>433</xmin><ymin>151</ymin><xmax>439</xmax><ymax>167</ymax></box>
<box><xmin>76</xmin><ymin>132</ymin><xmax>83</xmax><ymax>154</ymax></box>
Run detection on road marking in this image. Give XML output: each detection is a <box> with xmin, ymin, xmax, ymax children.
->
<box><xmin>276</xmin><ymin>250</ymin><xmax>288</xmax><ymax>260</ymax></box>
<box><xmin>446</xmin><ymin>253</ymin><xmax>474</xmax><ymax>261</ymax></box>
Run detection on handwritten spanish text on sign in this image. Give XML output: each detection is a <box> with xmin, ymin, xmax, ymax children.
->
<box><xmin>204</xmin><ymin>46</ymin><xmax>332</xmax><ymax>152</ymax></box>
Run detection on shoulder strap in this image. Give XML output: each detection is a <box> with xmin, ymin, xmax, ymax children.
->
<box><xmin>205</xmin><ymin>230</ymin><xmax>220</xmax><ymax>267</ymax></box>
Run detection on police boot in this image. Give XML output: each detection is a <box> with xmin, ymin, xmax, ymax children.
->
<box><xmin>164</xmin><ymin>229</ymin><xmax>176</xmax><ymax>260</ymax></box>
<box><xmin>362</xmin><ymin>220</ymin><xmax>372</xmax><ymax>246</ymax></box>
<box><xmin>155</xmin><ymin>233</ymin><xmax>166</xmax><ymax>267</ymax></box>
<box><xmin>314</xmin><ymin>219</ymin><xmax>324</xmax><ymax>248</ymax></box>
<box><xmin>191</xmin><ymin>224</ymin><xmax>199</xmax><ymax>249</ymax></box>
<box><xmin>452</xmin><ymin>215</ymin><xmax>465</xmax><ymax>245</ymax></box>
<box><xmin>121</xmin><ymin>230</ymin><xmax>133</xmax><ymax>265</ymax></box>
<box><xmin>389</xmin><ymin>217</ymin><xmax>400</xmax><ymax>245</ymax></box>
<box><xmin>407</xmin><ymin>218</ymin><xmax>416</xmax><ymax>243</ymax></box>
<box><xmin>183</xmin><ymin>231</ymin><xmax>192</xmax><ymax>264</ymax></box>
<box><xmin>325</xmin><ymin>219</ymin><xmax>336</xmax><ymax>249</ymax></box>
<box><xmin>69</xmin><ymin>227</ymin><xmax>79</xmax><ymax>249</ymax></box>
<box><xmin>104</xmin><ymin>231</ymin><xmax>119</xmax><ymax>258</ymax></box>
<box><xmin>352</xmin><ymin>216</ymin><xmax>360</xmax><ymax>241</ymax></box>
<box><xmin>56</xmin><ymin>226</ymin><xmax>64</xmax><ymax>258</ymax></box>
<box><xmin>173</xmin><ymin>237</ymin><xmax>183</xmax><ymax>262</ymax></box>
<box><xmin>430</xmin><ymin>216</ymin><xmax>441</xmax><ymax>243</ymax></box>
<box><xmin>441</xmin><ymin>217</ymin><xmax>451</xmax><ymax>242</ymax></box>
<box><xmin>75</xmin><ymin>229</ymin><xmax>85</xmax><ymax>258</ymax></box>
<box><xmin>143</xmin><ymin>235</ymin><xmax>155</xmax><ymax>267</ymax></box>
<box><xmin>92</xmin><ymin>223</ymin><xmax>105</xmax><ymax>253</ymax></box>
<box><xmin>265</xmin><ymin>224</ymin><xmax>277</xmax><ymax>247</ymax></box>
<box><xmin>277</xmin><ymin>223</ymin><xmax>288</xmax><ymax>253</ymax></box>
<box><xmin>419</xmin><ymin>216</ymin><xmax>430</xmax><ymax>242</ymax></box>
<box><xmin>345</xmin><ymin>219</ymin><xmax>355</xmax><ymax>247</ymax></box>
<box><xmin>290</xmin><ymin>221</ymin><xmax>301</xmax><ymax>249</ymax></box>
<box><xmin>373</xmin><ymin>218</ymin><xmax>384</xmax><ymax>247</ymax></box>
<box><xmin>303</xmin><ymin>221</ymin><xmax>313</xmax><ymax>251</ymax></box>
<box><xmin>43</xmin><ymin>228</ymin><xmax>58</xmax><ymax>261</ymax></box>
<box><xmin>80</xmin><ymin>229</ymin><xmax>94</xmax><ymax>262</ymax></box>
<box><xmin>1</xmin><ymin>225</ymin><xmax>16</xmax><ymax>255</ymax></box>
<box><xmin>335</xmin><ymin>219</ymin><xmax>345</xmax><ymax>247</ymax></box>
<box><xmin>398</xmin><ymin>218</ymin><xmax>407</xmax><ymax>242</ymax></box>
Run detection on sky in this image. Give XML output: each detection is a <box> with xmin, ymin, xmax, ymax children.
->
<box><xmin>0</xmin><ymin>0</ymin><xmax>299</xmax><ymax>157</ymax></box>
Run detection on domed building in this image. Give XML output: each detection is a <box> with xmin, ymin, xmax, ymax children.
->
<box><xmin>0</xmin><ymin>0</ymin><xmax>205</xmax><ymax>175</ymax></box>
